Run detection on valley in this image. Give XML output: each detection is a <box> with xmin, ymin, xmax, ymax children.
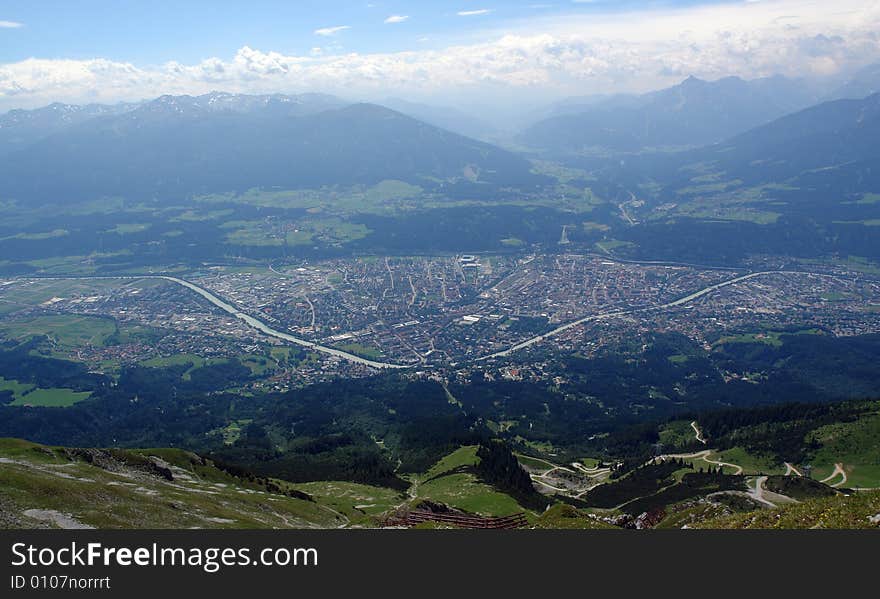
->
<box><xmin>1</xmin><ymin>70</ymin><xmax>880</xmax><ymax>532</ymax></box>
<box><xmin>3</xmin><ymin>251</ymin><xmax>878</xmax><ymax>380</ymax></box>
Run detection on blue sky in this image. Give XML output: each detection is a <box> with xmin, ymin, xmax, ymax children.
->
<box><xmin>0</xmin><ymin>1</ymin><xmax>738</xmax><ymax>64</ymax></box>
<box><xmin>1</xmin><ymin>1</ymin><xmax>878</xmax><ymax>111</ymax></box>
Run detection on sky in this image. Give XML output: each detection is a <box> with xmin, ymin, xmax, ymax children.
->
<box><xmin>1</xmin><ymin>0</ymin><xmax>879</xmax><ymax>111</ymax></box>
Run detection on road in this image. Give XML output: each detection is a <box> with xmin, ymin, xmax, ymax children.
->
<box><xmin>26</xmin><ymin>268</ymin><xmax>835</xmax><ymax>368</ymax></box>
<box><xmin>303</xmin><ymin>295</ymin><xmax>317</xmax><ymax>334</ymax></box>
<box><xmin>478</xmin><ymin>270</ymin><xmax>807</xmax><ymax>360</ymax></box>
<box><xmin>653</xmin><ymin>449</ymin><xmax>743</xmax><ymax>475</ymax></box>
<box><xmin>31</xmin><ymin>275</ymin><xmax>407</xmax><ymax>370</ymax></box>
<box><xmin>820</xmin><ymin>463</ymin><xmax>848</xmax><ymax>488</ymax></box>
<box><xmin>618</xmin><ymin>191</ymin><xmax>639</xmax><ymax>226</ymax></box>
<box><xmin>691</xmin><ymin>421</ymin><xmax>707</xmax><ymax>445</ymax></box>
<box><xmin>159</xmin><ymin>276</ymin><xmax>409</xmax><ymax>369</ymax></box>
<box><xmin>702</xmin><ymin>453</ymin><xmax>743</xmax><ymax>475</ymax></box>
<box><xmin>746</xmin><ymin>476</ymin><xmax>777</xmax><ymax>508</ymax></box>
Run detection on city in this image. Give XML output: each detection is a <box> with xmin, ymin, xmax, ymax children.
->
<box><xmin>2</xmin><ymin>252</ymin><xmax>878</xmax><ymax>391</ymax></box>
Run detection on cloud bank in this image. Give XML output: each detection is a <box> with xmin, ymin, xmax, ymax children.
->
<box><xmin>1</xmin><ymin>0</ymin><xmax>878</xmax><ymax>110</ymax></box>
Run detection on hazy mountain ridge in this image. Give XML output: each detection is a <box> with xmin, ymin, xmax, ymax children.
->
<box><xmin>672</xmin><ymin>92</ymin><xmax>880</xmax><ymax>192</ymax></box>
<box><xmin>521</xmin><ymin>75</ymin><xmax>823</xmax><ymax>154</ymax></box>
<box><xmin>827</xmin><ymin>61</ymin><xmax>880</xmax><ymax>101</ymax></box>
<box><xmin>0</xmin><ymin>93</ymin><xmax>540</xmax><ymax>204</ymax></box>
<box><xmin>0</xmin><ymin>101</ymin><xmax>137</xmax><ymax>156</ymax></box>
<box><xmin>377</xmin><ymin>97</ymin><xmax>497</xmax><ymax>141</ymax></box>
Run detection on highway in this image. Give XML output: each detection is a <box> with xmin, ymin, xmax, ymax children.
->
<box><xmin>32</xmin><ymin>274</ymin><xmax>407</xmax><ymax>370</ymax></box>
<box><xmin>28</xmin><ymin>269</ymin><xmax>829</xmax><ymax>368</ymax></box>
<box><xmin>477</xmin><ymin>270</ymin><xmax>820</xmax><ymax>360</ymax></box>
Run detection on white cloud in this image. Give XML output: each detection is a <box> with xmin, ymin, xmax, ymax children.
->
<box><xmin>384</xmin><ymin>15</ymin><xmax>409</xmax><ymax>24</ymax></box>
<box><xmin>314</xmin><ymin>25</ymin><xmax>350</xmax><ymax>36</ymax></box>
<box><xmin>0</xmin><ymin>20</ymin><xmax>24</xmax><ymax>28</ymax></box>
<box><xmin>457</xmin><ymin>9</ymin><xmax>493</xmax><ymax>17</ymax></box>
<box><xmin>1</xmin><ymin>0</ymin><xmax>878</xmax><ymax>110</ymax></box>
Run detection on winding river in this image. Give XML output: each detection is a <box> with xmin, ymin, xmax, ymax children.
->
<box><xmin>29</xmin><ymin>269</ymin><xmax>822</xmax><ymax>367</ymax></box>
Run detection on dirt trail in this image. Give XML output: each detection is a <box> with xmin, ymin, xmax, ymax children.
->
<box><xmin>703</xmin><ymin>454</ymin><xmax>743</xmax><ymax>475</ymax></box>
<box><xmin>691</xmin><ymin>421</ymin><xmax>707</xmax><ymax>444</ymax></box>
<box><xmin>820</xmin><ymin>463</ymin><xmax>848</xmax><ymax>488</ymax></box>
<box><xmin>746</xmin><ymin>476</ymin><xmax>777</xmax><ymax>508</ymax></box>
<box><xmin>653</xmin><ymin>450</ymin><xmax>743</xmax><ymax>475</ymax></box>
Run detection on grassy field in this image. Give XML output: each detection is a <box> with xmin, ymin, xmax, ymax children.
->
<box><xmin>833</xmin><ymin>219</ymin><xmax>880</xmax><ymax>226</ymax></box>
<box><xmin>216</xmin><ymin>419</ymin><xmax>251</xmax><ymax>445</ymax></box>
<box><xmin>23</xmin><ymin>251</ymin><xmax>134</xmax><ymax>275</ymax></box>
<box><xmin>171</xmin><ymin>208</ymin><xmax>234</xmax><ymax>222</ymax></box>
<box><xmin>0</xmin><ymin>314</ymin><xmax>118</xmax><ymax>349</ymax></box>
<box><xmin>139</xmin><ymin>354</ymin><xmax>230</xmax><ymax>380</ymax></box>
<box><xmin>8</xmin><ymin>388</ymin><xmax>92</xmax><ymax>407</ymax></box>
<box><xmin>515</xmin><ymin>453</ymin><xmax>559</xmax><ymax>472</ymax></box>
<box><xmin>675</xmin><ymin>452</ymin><xmax>741</xmax><ymax>476</ymax></box>
<box><xmin>423</xmin><ymin>445</ymin><xmax>479</xmax><ymax>479</ymax></box>
<box><xmin>673</xmin><ymin>204</ymin><xmax>780</xmax><ymax>225</ymax></box>
<box><xmin>198</xmin><ymin>181</ymin><xmax>419</xmax><ymax>217</ymax></box>
<box><xmin>223</xmin><ymin>220</ymin><xmax>284</xmax><ymax>247</ymax></box>
<box><xmin>0</xmin><ymin>439</ymin><xmax>339</xmax><ymax>529</ymax></box>
<box><xmin>696</xmin><ymin>489</ymin><xmax>880</xmax><ymax>529</ymax></box>
<box><xmin>1</xmin><ymin>376</ymin><xmax>92</xmax><ymax>407</ymax></box>
<box><xmin>595</xmin><ymin>239</ymin><xmax>637</xmax><ymax>254</ymax></box>
<box><xmin>582</xmin><ymin>221</ymin><xmax>610</xmax><ymax>232</ymax></box>
<box><xmin>239</xmin><ymin>354</ymin><xmax>274</xmax><ymax>376</ymax></box>
<box><xmin>854</xmin><ymin>192</ymin><xmax>880</xmax><ymax>205</ymax></box>
<box><xmin>291</xmin><ymin>481</ymin><xmax>404</xmax><ymax>523</ymax></box>
<box><xmin>416</xmin><ymin>472</ymin><xmax>525</xmax><ymax>517</ymax></box>
<box><xmin>415</xmin><ymin>446</ymin><xmax>527</xmax><ymax>517</ymax></box>
<box><xmin>286</xmin><ymin>230</ymin><xmax>314</xmax><ymax>246</ymax></box>
<box><xmin>807</xmin><ymin>405</ymin><xmax>880</xmax><ymax>488</ymax></box>
<box><xmin>0</xmin><ymin>279</ymin><xmax>140</xmax><ymax>315</ymax></box>
<box><xmin>0</xmin><ymin>376</ymin><xmax>35</xmax><ymax>397</ymax></box>
<box><xmin>0</xmin><ymin>229</ymin><xmax>69</xmax><ymax>242</ymax></box>
<box><xmin>712</xmin><ymin>328</ymin><xmax>823</xmax><ymax>349</ymax></box>
<box><xmin>108</xmin><ymin>223</ymin><xmax>151</xmax><ymax>234</ymax></box>
<box><xmin>658</xmin><ymin>420</ymin><xmax>697</xmax><ymax>448</ymax></box>
<box><xmin>713</xmin><ymin>447</ymin><xmax>783</xmax><ymax>475</ymax></box>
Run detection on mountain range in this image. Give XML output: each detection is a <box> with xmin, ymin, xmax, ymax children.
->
<box><xmin>521</xmin><ymin>75</ymin><xmax>825</xmax><ymax>154</ymax></box>
<box><xmin>2</xmin><ymin>73</ymin><xmax>880</xmax><ymax>218</ymax></box>
<box><xmin>662</xmin><ymin>92</ymin><xmax>880</xmax><ymax>194</ymax></box>
<box><xmin>0</xmin><ymin>92</ymin><xmax>538</xmax><ymax>205</ymax></box>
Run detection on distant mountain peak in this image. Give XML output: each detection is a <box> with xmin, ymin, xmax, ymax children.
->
<box><xmin>522</xmin><ymin>74</ymin><xmax>819</xmax><ymax>153</ymax></box>
<box><xmin>0</xmin><ymin>91</ymin><xmax>542</xmax><ymax>202</ymax></box>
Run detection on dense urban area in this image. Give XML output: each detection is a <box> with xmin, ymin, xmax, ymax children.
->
<box><xmin>2</xmin><ymin>252</ymin><xmax>879</xmax><ymax>392</ymax></box>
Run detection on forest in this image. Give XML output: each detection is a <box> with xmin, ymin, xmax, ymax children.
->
<box><xmin>2</xmin><ymin>329</ymin><xmax>879</xmax><ymax>489</ymax></box>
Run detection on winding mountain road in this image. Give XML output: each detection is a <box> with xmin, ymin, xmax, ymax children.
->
<box><xmin>746</xmin><ymin>476</ymin><xmax>777</xmax><ymax>508</ymax></box>
<box><xmin>820</xmin><ymin>463</ymin><xmax>848</xmax><ymax>488</ymax></box>
<box><xmin>691</xmin><ymin>421</ymin><xmax>707</xmax><ymax>445</ymax></box>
